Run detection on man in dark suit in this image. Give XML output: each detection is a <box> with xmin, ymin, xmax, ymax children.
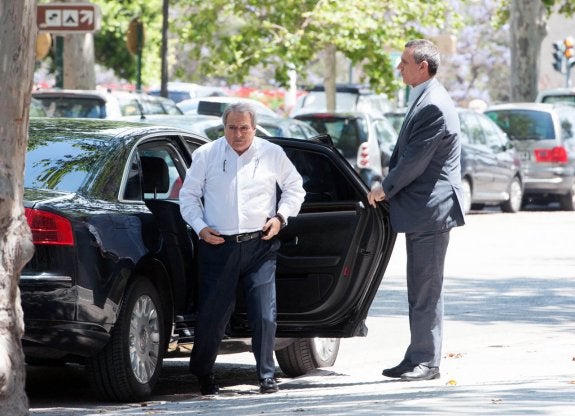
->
<box><xmin>368</xmin><ymin>39</ymin><xmax>465</xmax><ymax>381</ymax></box>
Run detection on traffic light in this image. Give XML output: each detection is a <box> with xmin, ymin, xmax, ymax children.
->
<box><xmin>565</xmin><ymin>37</ymin><xmax>575</xmax><ymax>69</ymax></box>
<box><xmin>553</xmin><ymin>40</ymin><xmax>564</xmax><ymax>73</ymax></box>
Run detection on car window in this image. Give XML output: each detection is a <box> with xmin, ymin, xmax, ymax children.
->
<box><xmin>485</xmin><ymin>110</ymin><xmax>555</xmax><ymax>141</ymax></box>
<box><xmin>25</xmin><ymin>136</ymin><xmax>107</xmax><ymax>192</ymax></box>
<box><xmin>298</xmin><ymin>117</ymin><xmax>363</xmax><ymax>159</ymax></box>
<box><xmin>116</xmin><ymin>96</ymin><xmax>142</xmax><ymax>116</ymax></box>
<box><xmin>557</xmin><ymin>108</ymin><xmax>575</xmax><ymax>140</ymax></box>
<box><xmin>36</xmin><ymin>96</ymin><xmax>106</xmax><ymax>118</ymax></box>
<box><xmin>140</xmin><ymin>98</ymin><xmax>165</xmax><ymax>115</ymax></box>
<box><xmin>284</xmin><ymin>148</ymin><xmax>357</xmax><ymax>203</ymax></box>
<box><xmin>540</xmin><ymin>95</ymin><xmax>575</xmax><ymax>104</ymax></box>
<box><xmin>138</xmin><ymin>147</ymin><xmax>184</xmax><ymax>200</ymax></box>
<box><xmin>373</xmin><ymin>119</ymin><xmax>396</xmax><ymax>147</ymax></box>
<box><xmin>478</xmin><ymin>114</ymin><xmax>506</xmax><ymax>149</ymax></box>
<box><xmin>460</xmin><ymin>112</ymin><xmax>485</xmax><ymax>145</ymax></box>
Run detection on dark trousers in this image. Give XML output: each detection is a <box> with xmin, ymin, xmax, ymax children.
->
<box><xmin>402</xmin><ymin>229</ymin><xmax>450</xmax><ymax>368</ymax></box>
<box><xmin>189</xmin><ymin>237</ymin><xmax>279</xmax><ymax>380</ymax></box>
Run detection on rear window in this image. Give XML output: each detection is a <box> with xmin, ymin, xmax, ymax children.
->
<box><xmin>35</xmin><ymin>96</ymin><xmax>106</xmax><ymax>118</ymax></box>
<box><xmin>540</xmin><ymin>95</ymin><xmax>575</xmax><ymax>104</ymax></box>
<box><xmin>25</xmin><ymin>139</ymin><xmax>99</xmax><ymax>192</ymax></box>
<box><xmin>485</xmin><ymin>109</ymin><xmax>555</xmax><ymax>141</ymax></box>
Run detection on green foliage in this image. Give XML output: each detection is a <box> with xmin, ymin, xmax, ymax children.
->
<box><xmin>175</xmin><ymin>0</ymin><xmax>453</xmax><ymax>95</ymax></box>
<box><xmin>494</xmin><ymin>0</ymin><xmax>575</xmax><ymax>27</ymax></box>
<box><xmin>92</xmin><ymin>0</ymin><xmax>164</xmax><ymax>86</ymax></box>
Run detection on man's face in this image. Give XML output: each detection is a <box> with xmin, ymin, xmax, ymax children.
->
<box><xmin>397</xmin><ymin>47</ymin><xmax>428</xmax><ymax>87</ymax></box>
<box><xmin>224</xmin><ymin>111</ymin><xmax>256</xmax><ymax>155</ymax></box>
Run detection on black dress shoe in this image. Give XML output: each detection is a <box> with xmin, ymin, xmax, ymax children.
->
<box><xmin>400</xmin><ymin>364</ymin><xmax>440</xmax><ymax>381</ymax></box>
<box><xmin>382</xmin><ymin>361</ymin><xmax>414</xmax><ymax>378</ymax></box>
<box><xmin>198</xmin><ymin>374</ymin><xmax>219</xmax><ymax>395</ymax></box>
<box><xmin>259</xmin><ymin>377</ymin><xmax>279</xmax><ymax>394</ymax></box>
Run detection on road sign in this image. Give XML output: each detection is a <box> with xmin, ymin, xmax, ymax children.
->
<box><xmin>37</xmin><ymin>3</ymin><xmax>100</xmax><ymax>33</ymax></box>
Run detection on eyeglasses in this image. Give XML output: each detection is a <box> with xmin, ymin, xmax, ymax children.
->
<box><xmin>225</xmin><ymin>125</ymin><xmax>253</xmax><ymax>133</ymax></box>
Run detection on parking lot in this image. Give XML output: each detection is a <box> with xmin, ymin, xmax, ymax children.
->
<box><xmin>28</xmin><ymin>205</ymin><xmax>575</xmax><ymax>415</ymax></box>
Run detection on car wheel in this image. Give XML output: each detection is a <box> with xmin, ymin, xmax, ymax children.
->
<box><xmin>87</xmin><ymin>277</ymin><xmax>165</xmax><ymax>401</ymax></box>
<box><xmin>558</xmin><ymin>183</ymin><xmax>575</xmax><ymax>211</ymax></box>
<box><xmin>275</xmin><ymin>338</ymin><xmax>341</xmax><ymax>377</ymax></box>
<box><xmin>461</xmin><ymin>178</ymin><xmax>472</xmax><ymax>214</ymax></box>
<box><xmin>500</xmin><ymin>177</ymin><xmax>523</xmax><ymax>213</ymax></box>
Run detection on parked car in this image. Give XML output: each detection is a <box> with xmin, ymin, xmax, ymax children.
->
<box><xmin>123</xmin><ymin>108</ymin><xmax>319</xmax><ymax>141</ymax></box>
<box><xmin>147</xmin><ymin>81</ymin><xmax>228</xmax><ymax>103</ymax></box>
<box><xmin>535</xmin><ymin>88</ymin><xmax>575</xmax><ymax>105</ymax></box>
<box><xmin>484</xmin><ymin>102</ymin><xmax>575</xmax><ymax>210</ymax></box>
<box><xmin>294</xmin><ymin>111</ymin><xmax>398</xmax><ymax>187</ymax></box>
<box><xmin>30</xmin><ymin>97</ymin><xmax>47</xmax><ymax>117</ymax></box>
<box><xmin>384</xmin><ymin>108</ymin><xmax>523</xmax><ymax>213</ymax></box>
<box><xmin>32</xmin><ymin>89</ymin><xmax>183</xmax><ymax>119</ymax></box>
<box><xmin>177</xmin><ymin>95</ymin><xmax>278</xmax><ymax>118</ymax></box>
<box><xmin>121</xmin><ymin>113</ymin><xmax>273</xmax><ymax>140</ymax></box>
<box><xmin>289</xmin><ymin>84</ymin><xmax>393</xmax><ymax>117</ymax></box>
<box><xmin>22</xmin><ymin>117</ymin><xmax>396</xmax><ymax>401</ymax></box>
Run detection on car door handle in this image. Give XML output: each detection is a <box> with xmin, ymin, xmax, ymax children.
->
<box><xmin>281</xmin><ymin>236</ymin><xmax>298</xmax><ymax>247</ymax></box>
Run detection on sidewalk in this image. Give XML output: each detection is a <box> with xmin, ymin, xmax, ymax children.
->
<box><xmin>29</xmin><ymin>211</ymin><xmax>575</xmax><ymax>415</ymax></box>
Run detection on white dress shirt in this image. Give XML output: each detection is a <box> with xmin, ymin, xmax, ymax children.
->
<box><xmin>180</xmin><ymin>136</ymin><xmax>305</xmax><ymax>236</ymax></box>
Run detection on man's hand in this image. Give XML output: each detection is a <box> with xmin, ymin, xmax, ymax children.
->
<box><xmin>262</xmin><ymin>217</ymin><xmax>281</xmax><ymax>240</ymax></box>
<box><xmin>199</xmin><ymin>226</ymin><xmax>225</xmax><ymax>245</ymax></box>
<box><xmin>367</xmin><ymin>183</ymin><xmax>387</xmax><ymax>207</ymax></box>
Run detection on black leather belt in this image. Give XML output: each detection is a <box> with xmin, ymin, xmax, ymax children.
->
<box><xmin>221</xmin><ymin>230</ymin><xmax>262</xmax><ymax>243</ymax></box>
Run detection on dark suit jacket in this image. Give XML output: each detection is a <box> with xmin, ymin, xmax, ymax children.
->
<box><xmin>382</xmin><ymin>78</ymin><xmax>465</xmax><ymax>233</ymax></box>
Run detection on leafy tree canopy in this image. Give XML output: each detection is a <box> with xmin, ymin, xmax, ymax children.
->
<box><xmin>174</xmin><ymin>0</ymin><xmax>455</xmax><ymax>95</ymax></box>
<box><xmin>91</xmin><ymin>0</ymin><xmax>164</xmax><ymax>86</ymax></box>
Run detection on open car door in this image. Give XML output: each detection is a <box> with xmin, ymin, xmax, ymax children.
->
<box><xmin>230</xmin><ymin>135</ymin><xmax>396</xmax><ymax>339</ymax></box>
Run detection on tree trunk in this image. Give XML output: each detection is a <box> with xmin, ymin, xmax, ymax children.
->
<box><xmin>323</xmin><ymin>44</ymin><xmax>337</xmax><ymax>112</ymax></box>
<box><xmin>510</xmin><ymin>0</ymin><xmax>547</xmax><ymax>101</ymax></box>
<box><xmin>0</xmin><ymin>1</ymin><xmax>37</xmax><ymax>414</ymax></box>
<box><xmin>62</xmin><ymin>0</ymin><xmax>96</xmax><ymax>89</ymax></box>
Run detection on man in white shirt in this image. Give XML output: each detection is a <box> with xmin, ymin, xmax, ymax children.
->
<box><xmin>180</xmin><ymin>102</ymin><xmax>305</xmax><ymax>395</ymax></box>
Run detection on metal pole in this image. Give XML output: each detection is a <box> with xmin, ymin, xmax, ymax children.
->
<box><xmin>55</xmin><ymin>36</ymin><xmax>64</xmax><ymax>88</ymax></box>
<box><xmin>136</xmin><ymin>22</ymin><xmax>143</xmax><ymax>92</ymax></box>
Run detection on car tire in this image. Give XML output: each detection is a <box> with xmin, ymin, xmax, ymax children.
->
<box><xmin>500</xmin><ymin>177</ymin><xmax>523</xmax><ymax>213</ymax></box>
<box><xmin>461</xmin><ymin>178</ymin><xmax>472</xmax><ymax>214</ymax></box>
<box><xmin>558</xmin><ymin>183</ymin><xmax>575</xmax><ymax>211</ymax></box>
<box><xmin>87</xmin><ymin>277</ymin><xmax>165</xmax><ymax>401</ymax></box>
<box><xmin>275</xmin><ymin>338</ymin><xmax>340</xmax><ymax>377</ymax></box>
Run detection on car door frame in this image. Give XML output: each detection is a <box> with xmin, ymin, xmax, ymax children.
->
<box><xmin>228</xmin><ymin>135</ymin><xmax>396</xmax><ymax>339</ymax></box>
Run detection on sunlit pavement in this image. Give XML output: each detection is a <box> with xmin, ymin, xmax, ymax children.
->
<box><xmin>29</xmin><ymin>209</ymin><xmax>575</xmax><ymax>415</ymax></box>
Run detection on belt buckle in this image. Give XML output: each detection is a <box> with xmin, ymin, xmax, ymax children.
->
<box><xmin>234</xmin><ymin>234</ymin><xmax>243</xmax><ymax>243</ymax></box>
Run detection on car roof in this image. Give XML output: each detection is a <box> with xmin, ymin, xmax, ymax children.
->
<box><xmin>485</xmin><ymin>102</ymin><xmax>571</xmax><ymax>112</ymax></box>
<box><xmin>28</xmin><ymin>116</ymin><xmax>199</xmax><ymax>142</ymax></box>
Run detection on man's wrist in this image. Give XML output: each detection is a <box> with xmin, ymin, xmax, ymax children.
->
<box><xmin>274</xmin><ymin>213</ymin><xmax>287</xmax><ymax>229</ymax></box>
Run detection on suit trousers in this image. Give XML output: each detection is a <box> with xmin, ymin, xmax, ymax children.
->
<box><xmin>403</xmin><ymin>229</ymin><xmax>450</xmax><ymax>368</ymax></box>
<box><xmin>189</xmin><ymin>237</ymin><xmax>279</xmax><ymax>380</ymax></box>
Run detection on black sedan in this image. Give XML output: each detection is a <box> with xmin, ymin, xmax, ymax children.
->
<box><xmin>22</xmin><ymin>118</ymin><xmax>395</xmax><ymax>401</ymax></box>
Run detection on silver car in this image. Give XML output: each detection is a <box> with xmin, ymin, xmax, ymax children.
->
<box><xmin>484</xmin><ymin>103</ymin><xmax>575</xmax><ymax>210</ymax></box>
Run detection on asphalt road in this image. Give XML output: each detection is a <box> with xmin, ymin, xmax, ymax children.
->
<box><xmin>27</xmin><ymin>204</ymin><xmax>575</xmax><ymax>415</ymax></box>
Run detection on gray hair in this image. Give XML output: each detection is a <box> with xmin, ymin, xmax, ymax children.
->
<box><xmin>222</xmin><ymin>102</ymin><xmax>257</xmax><ymax>127</ymax></box>
<box><xmin>405</xmin><ymin>39</ymin><xmax>441</xmax><ymax>76</ymax></box>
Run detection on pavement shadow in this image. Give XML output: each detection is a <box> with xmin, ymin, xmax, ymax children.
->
<box><xmin>369</xmin><ymin>275</ymin><xmax>575</xmax><ymax>327</ymax></box>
